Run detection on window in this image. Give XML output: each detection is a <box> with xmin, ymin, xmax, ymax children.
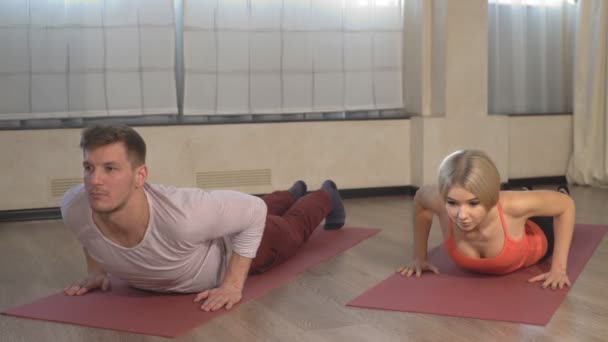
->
<box><xmin>0</xmin><ymin>0</ymin><xmax>406</xmax><ymax>128</ymax></box>
<box><xmin>488</xmin><ymin>0</ymin><xmax>576</xmax><ymax>114</ymax></box>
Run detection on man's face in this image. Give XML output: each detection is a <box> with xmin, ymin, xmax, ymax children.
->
<box><xmin>83</xmin><ymin>142</ymin><xmax>145</xmax><ymax>214</ymax></box>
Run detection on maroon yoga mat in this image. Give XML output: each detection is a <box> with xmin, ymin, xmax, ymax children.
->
<box><xmin>3</xmin><ymin>227</ymin><xmax>379</xmax><ymax>337</ymax></box>
<box><xmin>347</xmin><ymin>224</ymin><xmax>607</xmax><ymax>325</ymax></box>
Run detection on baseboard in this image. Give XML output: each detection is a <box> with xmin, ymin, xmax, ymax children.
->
<box><xmin>0</xmin><ymin>207</ymin><xmax>62</xmax><ymax>223</ymax></box>
<box><xmin>504</xmin><ymin>176</ymin><xmax>567</xmax><ymax>189</ymax></box>
<box><xmin>338</xmin><ymin>186</ymin><xmax>418</xmax><ymax>199</ymax></box>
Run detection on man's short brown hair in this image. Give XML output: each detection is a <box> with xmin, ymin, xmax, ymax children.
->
<box><xmin>80</xmin><ymin>124</ymin><xmax>146</xmax><ymax>167</ymax></box>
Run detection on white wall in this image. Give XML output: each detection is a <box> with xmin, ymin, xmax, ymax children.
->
<box><xmin>0</xmin><ymin>120</ymin><xmax>411</xmax><ymax>210</ymax></box>
<box><xmin>0</xmin><ymin>115</ymin><xmax>571</xmax><ymax>211</ymax></box>
<box><xmin>508</xmin><ymin>115</ymin><xmax>572</xmax><ymax>178</ymax></box>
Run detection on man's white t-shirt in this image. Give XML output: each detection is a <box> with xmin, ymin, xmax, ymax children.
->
<box><xmin>61</xmin><ymin>183</ymin><xmax>267</xmax><ymax>293</ymax></box>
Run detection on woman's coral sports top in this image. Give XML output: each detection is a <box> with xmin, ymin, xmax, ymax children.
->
<box><xmin>444</xmin><ymin>203</ymin><xmax>548</xmax><ymax>275</ymax></box>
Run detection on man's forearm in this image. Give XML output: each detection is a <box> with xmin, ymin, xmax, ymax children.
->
<box><xmin>84</xmin><ymin>248</ymin><xmax>107</xmax><ymax>275</ymax></box>
<box><xmin>222</xmin><ymin>252</ymin><xmax>252</xmax><ymax>290</ymax></box>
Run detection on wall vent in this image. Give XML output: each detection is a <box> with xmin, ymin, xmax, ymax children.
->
<box><xmin>50</xmin><ymin>178</ymin><xmax>82</xmax><ymax>198</ymax></box>
<box><xmin>196</xmin><ymin>169</ymin><xmax>271</xmax><ymax>189</ymax></box>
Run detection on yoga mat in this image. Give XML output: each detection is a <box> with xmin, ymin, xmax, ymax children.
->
<box><xmin>347</xmin><ymin>224</ymin><xmax>607</xmax><ymax>325</ymax></box>
<box><xmin>3</xmin><ymin>227</ymin><xmax>379</xmax><ymax>337</ymax></box>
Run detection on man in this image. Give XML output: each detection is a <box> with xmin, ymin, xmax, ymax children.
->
<box><xmin>62</xmin><ymin>124</ymin><xmax>345</xmax><ymax>312</ymax></box>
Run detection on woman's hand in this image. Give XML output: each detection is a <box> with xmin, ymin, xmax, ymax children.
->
<box><xmin>397</xmin><ymin>258</ymin><xmax>440</xmax><ymax>277</ymax></box>
<box><xmin>527</xmin><ymin>268</ymin><xmax>571</xmax><ymax>289</ymax></box>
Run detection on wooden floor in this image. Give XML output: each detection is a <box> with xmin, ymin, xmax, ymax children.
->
<box><xmin>1</xmin><ymin>185</ymin><xmax>607</xmax><ymax>341</ymax></box>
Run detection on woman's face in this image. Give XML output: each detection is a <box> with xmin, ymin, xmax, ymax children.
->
<box><xmin>445</xmin><ymin>185</ymin><xmax>489</xmax><ymax>232</ymax></box>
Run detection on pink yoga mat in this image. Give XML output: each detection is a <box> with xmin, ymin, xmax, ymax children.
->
<box><xmin>3</xmin><ymin>227</ymin><xmax>379</xmax><ymax>337</ymax></box>
<box><xmin>347</xmin><ymin>224</ymin><xmax>607</xmax><ymax>325</ymax></box>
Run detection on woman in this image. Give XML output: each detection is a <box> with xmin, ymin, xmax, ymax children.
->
<box><xmin>398</xmin><ymin>150</ymin><xmax>575</xmax><ymax>290</ymax></box>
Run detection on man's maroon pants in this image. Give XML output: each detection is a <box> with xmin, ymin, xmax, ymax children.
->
<box><xmin>250</xmin><ymin>190</ymin><xmax>332</xmax><ymax>274</ymax></box>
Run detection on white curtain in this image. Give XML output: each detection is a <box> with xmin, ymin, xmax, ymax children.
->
<box><xmin>567</xmin><ymin>0</ymin><xmax>608</xmax><ymax>186</ymax></box>
<box><xmin>0</xmin><ymin>0</ymin><xmax>177</xmax><ymax>120</ymax></box>
<box><xmin>488</xmin><ymin>0</ymin><xmax>576</xmax><ymax>114</ymax></box>
<box><xmin>183</xmin><ymin>0</ymin><xmax>404</xmax><ymax>115</ymax></box>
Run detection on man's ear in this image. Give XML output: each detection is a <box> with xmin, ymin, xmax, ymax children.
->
<box><xmin>135</xmin><ymin>164</ymin><xmax>148</xmax><ymax>188</ymax></box>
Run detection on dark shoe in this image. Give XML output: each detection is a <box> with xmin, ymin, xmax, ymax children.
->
<box><xmin>321</xmin><ymin>180</ymin><xmax>345</xmax><ymax>230</ymax></box>
<box><xmin>557</xmin><ymin>184</ymin><xmax>570</xmax><ymax>196</ymax></box>
<box><xmin>288</xmin><ymin>180</ymin><xmax>307</xmax><ymax>201</ymax></box>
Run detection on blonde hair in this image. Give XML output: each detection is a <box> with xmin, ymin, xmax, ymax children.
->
<box><xmin>437</xmin><ymin>150</ymin><xmax>501</xmax><ymax>209</ymax></box>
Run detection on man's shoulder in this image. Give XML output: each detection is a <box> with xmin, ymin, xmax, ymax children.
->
<box><xmin>146</xmin><ymin>183</ymin><xmax>212</xmax><ymax>213</ymax></box>
<box><xmin>147</xmin><ymin>183</ymin><xmax>250</xmax><ymax>196</ymax></box>
<box><xmin>146</xmin><ymin>183</ymin><xmax>207</xmax><ymax>202</ymax></box>
<box><xmin>60</xmin><ymin>184</ymin><xmax>88</xmax><ymax>225</ymax></box>
<box><xmin>147</xmin><ymin>184</ymin><xmax>258</xmax><ymax>216</ymax></box>
<box><xmin>147</xmin><ymin>183</ymin><xmax>260</xmax><ymax>210</ymax></box>
<box><xmin>61</xmin><ymin>184</ymin><xmax>86</xmax><ymax>208</ymax></box>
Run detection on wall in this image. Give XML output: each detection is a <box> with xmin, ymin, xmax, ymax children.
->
<box><xmin>0</xmin><ymin>114</ymin><xmax>571</xmax><ymax>211</ymax></box>
<box><xmin>508</xmin><ymin>115</ymin><xmax>572</xmax><ymax>178</ymax></box>
<box><xmin>0</xmin><ymin>120</ymin><xmax>410</xmax><ymax>210</ymax></box>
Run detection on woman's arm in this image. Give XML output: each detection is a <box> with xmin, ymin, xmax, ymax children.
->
<box><xmin>412</xmin><ymin>185</ymin><xmax>441</xmax><ymax>261</ymax></box>
<box><xmin>398</xmin><ymin>185</ymin><xmax>444</xmax><ymax>277</ymax></box>
<box><xmin>507</xmin><ymin>190</ymin><xmax>575</xmax><ymax>288</ymax></box>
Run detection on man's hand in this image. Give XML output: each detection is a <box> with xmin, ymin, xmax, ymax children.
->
<box><xmin>194</xmin><ymin>284</ymin><xmax>243</xmax><ymax>312</ymax></box>
<box><xmin>64</xmin><ymin>272</ymin><xmax>111</xmax><ymax>296</ymax></box>
<box><xmin>194</xmin><ymin>251</ymin><xmax>251</xmax><ymax>311</ymax></box>
<box><xmin>528</xmin><ymin>268</ymin><xmax>571</xmax><ymax>290</ymax></box>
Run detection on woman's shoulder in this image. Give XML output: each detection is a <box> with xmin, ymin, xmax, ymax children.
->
<box><xmin>499</xmin><ymin>189</ymin><xmax>572</xmax><ymax>219</ymax></box>
<box><xmin>499</xmin><ymin>190</ymin><xmax>536</xmax><ymax>217</ymax></box>
<box><xmin>414</xmin><ymin>184</ymin><xmax>445</xmax><ymax>213</ymax></box>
